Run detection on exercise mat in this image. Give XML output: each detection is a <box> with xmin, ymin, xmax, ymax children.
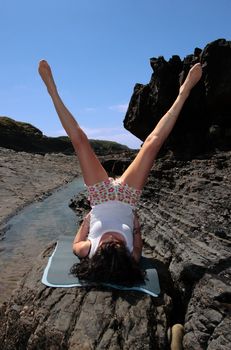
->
<box><xmin>42</xmin><ymin>235</ymin><xmax>160</xmax><ymax>297</ymax></box>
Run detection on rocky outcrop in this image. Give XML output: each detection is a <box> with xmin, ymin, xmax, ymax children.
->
<box><xmin>0</xmin><ymin>117</ymin><xmax>74</xmax><ymax>154</ymax></box>
<box><xmin>0</xmin><ymin>117</ymin><xmax>130</xmax><ymax>155</ymax></box>
<box><xmin>124</xmin><ymin>39</ymin><xmax>231</xmax><ymax>157</ymax></box>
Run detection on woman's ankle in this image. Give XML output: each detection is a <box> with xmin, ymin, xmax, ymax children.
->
<box><xmin>48</xmin><ymin>86</ymin><xmax>58</xmax><ymax>98</ymax></box>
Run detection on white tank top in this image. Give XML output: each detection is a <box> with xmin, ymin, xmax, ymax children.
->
<box><xmin>88</xmin><ymin>201</ymin><xmax>134</xmax><ymax>258</ymax></box>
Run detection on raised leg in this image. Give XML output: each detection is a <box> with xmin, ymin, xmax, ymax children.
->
<box><xmin>38</xmin><ymin>60</ymin><xmax>108</xmax><ymax>185</ymax></box>
<box><xmin>120</xmin><ymin>63</ymin><xmax>203</xmax><ymax>190</ymax></box>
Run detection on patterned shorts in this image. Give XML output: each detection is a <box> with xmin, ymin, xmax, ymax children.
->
<box><xmin>86</xmin><ymin>177</ymin><xmax>142</xmax><ymax>208</ymax></box>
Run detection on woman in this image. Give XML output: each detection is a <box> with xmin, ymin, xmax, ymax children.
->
<box><xmin>38</xmin><ymin>60</ymin><xmax>202</xmax><ymax>285</ymax></box>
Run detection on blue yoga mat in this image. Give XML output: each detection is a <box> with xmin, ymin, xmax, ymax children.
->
<box><xmin>42</xmin><ymin>236</ymin><xmax>160</xmax><ymax>297</ymax></box>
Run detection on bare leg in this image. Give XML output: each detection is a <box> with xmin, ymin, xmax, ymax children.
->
<box><xmin>38</xmin><ymin>60</ymin><xmax>108</xmax><ymax>185</ymax></box>
<box><xmin>120</xmin><ymin>63</ymin><xmax>203</xmax><ymax>190</ymax></box>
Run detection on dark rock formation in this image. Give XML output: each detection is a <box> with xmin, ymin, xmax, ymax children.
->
<box><xmin>0</xmin><ymin>117</ymin><xmax>130</xmax><ymax>155</ymax></box>
<box><xmin>0</xmin><ymin>117</ymin><xmax>74</xmax><ymax>154</ymax></box>
<box><xmin>124</xmin><ymin>39</ymin><xmax>231</xmax><ymax>157</ymax></box>
<box><xmin>88</xmin><ymin>140</ymin><xmax>130</xmax><ymax>155</ymax></box>
<box><xmin>102</xmin><ymin>153</ymin><xmax>136</xmax><ymax>176</ymax></box>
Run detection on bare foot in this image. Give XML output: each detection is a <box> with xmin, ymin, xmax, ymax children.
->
<box><xmin>38</xmin><ymin>60</ymin><xmax>57</xmax><ymax>95</ymax></box>
<box><xmin>179</xmin><ymin>63</ymin><xmax>202</xmax><ymax>96</ymax></box>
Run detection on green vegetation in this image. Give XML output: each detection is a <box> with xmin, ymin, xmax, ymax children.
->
<box><xmin>0</xmin><ymin>116</ymin><xmax>42</xmax><ymax>136</ymax></box>
<box><xmin>0</xmin><ymin>116</ymin><xmax>132</xmax><ymax>154</ymax></box>
<box><xmin>89</xmin><ymin>139</ymin><xmax>129</xmax><ymax>154</ymax></box>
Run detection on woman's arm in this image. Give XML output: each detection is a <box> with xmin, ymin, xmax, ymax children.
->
<box><xmin>132</xmin><ymin>213</ymin><xmax>143</xmax><ymax>262</ymax></box>
<box><xmin>72</xmin><ymin>212</ymin><xmax>91</xmax><ymax>258</ymax></box>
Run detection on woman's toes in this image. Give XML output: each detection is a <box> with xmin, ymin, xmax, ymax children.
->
<box><xmin>180</xmin><ymin>63</ymin><xmax>202</xmax><ymax>95</ymax></box>
<box><xmin>38</xmin><ymin>60</ymin><xmax>57</xmax><ymax>93</ymax></box>
<box><xmin>188</xmin><ymin>63</ymin><xmax>202</xmax><ymax>86</ymax></box>
<box><xmin>38</xmin><ymin>60</ymin><xmax>50</xmax><ymax>76</ymax></box>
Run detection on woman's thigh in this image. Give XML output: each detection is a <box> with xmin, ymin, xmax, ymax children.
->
<box><xmin>120</xmin><ymin>139</ymin><xmax>158</xmax><ymax>190</ymax></box>
<box><xmin>72</xmin><ymin>131</ymin><xmax>109</xmax><ymax>186</ymax></box>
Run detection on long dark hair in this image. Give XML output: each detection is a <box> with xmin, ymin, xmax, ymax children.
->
<box><xmin>70</xmin><ymin>242</ymin><xmax>146</xmax><ymax>286</ymax></box>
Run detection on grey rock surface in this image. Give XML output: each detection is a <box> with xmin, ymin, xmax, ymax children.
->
<box><xmin>0</xmin><ymin>147</ymin><xmax>80</xmax><ymax>231</ymax></box>
<box><xmin>137</xmin><ymin>151</ymin><xmax>231</xmax><ymax>349</ymax></box>
<box><xmin>0</xmin><ymin>150</ymin><xmax>230</xmax><ymax>349</ymax></box>
<box><xmin>69</xmin><ymin>150</ymin><xmax>231</xmax><ymax>349</ymax></box>
<box><xmin>0</xmin><ymin>242</ymin><xmax>172</xmax><ymax>349</ymax></box>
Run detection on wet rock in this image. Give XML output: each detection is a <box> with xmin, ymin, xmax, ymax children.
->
<box><xmin>0</xmin><ymin>147</ymin><xmax>81</xmax><ymax>230</ymax></box>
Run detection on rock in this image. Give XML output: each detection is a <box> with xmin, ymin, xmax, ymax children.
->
<box><xmin>102</xmin><ymin>158</ymin><xmax>132</xmax><ymax>176</ymax></box>
<box><xmin>1</xmin><ymin>39</ymin><xmax>231</xmax><ymax>349</ymax></box>
<box><xmin>183</xmin><ymin>272</ymin><xmax>231</xmax><ymax>350</ymax></box>
<box><xmin>0</xmin><ymin>117</ymin><xmax>131</xmax><ymax>155</ymax></box>
<box><xmin>1</xmin><ymin>150</ymin><xmax>230</xmax><ymax>349</ymax></box>
<box><xmin>136</xmin><ymin>151</ymin><xmax>231</xmax><ymax>349</ymax></box>
<box><xmin>201</xmin><ymin>39</ymin><xmax>231</xmax><ymax>118</ymax></box>
<box><xmin>124</xmin><ymin>38</ymin><xmax>231</xmax><ymax>157</ymax></box>
<box><xmin>0</xmin><ymin>147</ymin><xmax>80</xmax><ymax>230</ymax></box>
<box><xmin>0</xmin><ymin>116</ymin><xmax>74</xmax><ymax>154</ymax></box>
<box><xmin>69</xmin><ymin>150</ymin><xmax>231</xmax><ymax>349</ymax></box>
<box><xmin>0</xmin><ymin>242</ymin><xmax>173</xmax><ymax>350</ymax></box>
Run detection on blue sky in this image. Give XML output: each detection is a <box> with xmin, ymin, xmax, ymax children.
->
<box><xmin>0</xmin><ymin>0</ymin><xmax>230</xmax><ymax>148</ymax></box>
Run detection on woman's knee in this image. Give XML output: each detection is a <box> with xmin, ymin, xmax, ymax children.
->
<box><xmin>143</xmin><ymin>134</ymin><xmax>162</xmax><ymax>154</ymax></box>
<box><xmin>70</xmin><ymin>127</ymin><xmax>89</xmax><ymax>149</ymax></box>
